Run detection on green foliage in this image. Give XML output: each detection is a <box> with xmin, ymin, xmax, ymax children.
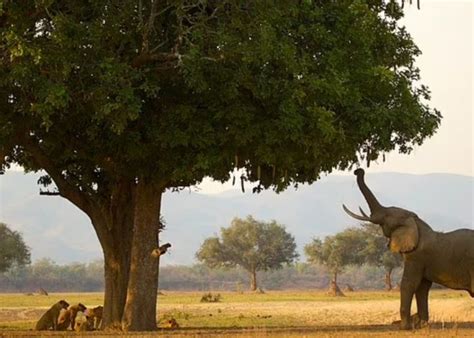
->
<box><xmin>304</xmin><ymin>227</ymin><xmax>367</xmax><ymax>275</ymax></box>
<box><xmin>305</xmin><ymin>223</ymin><xmax>402</xmax><ymax>287</ymax></box>
<box><xmin>1</xmin><ymin>258</ymin><xmax>103</xmax><ymax>292</ymax></box>
<box><xmin>196</xmin><ymin>216</ymin><xmax>298</xmax><ymax>274</ymax></box>
<box><xmin>1</xmin><ymin>0</ymin><xmax>440</xmax><ymax>191</ymax></box>
<box><xmin>1</xmin><ymin>259</ymin><xmax>400</xmax><ymax>292</ymax></box>
<box><xmin>0</xmin><ymin>223</ymin><xmax>30</xmax><ymax>273</ymax></box>
<box><xmin>359</xmin><ymin>222</ymin><xmax>403</xmax><ymax>272</ymax></box>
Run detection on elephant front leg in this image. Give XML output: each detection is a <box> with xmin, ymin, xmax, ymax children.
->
<box><xmin>399</xmin><ymin>266</ymin><xmax>423</xmax><ymax>330</ymax></box>
<box><xmin>415</xmin><ymin>278</ymin><xmax>432</xmax><ymax>327</ymax></box>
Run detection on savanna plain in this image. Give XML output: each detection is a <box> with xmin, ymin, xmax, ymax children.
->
<box><xmin>1</xmin><ymin>290</ymin><xmax>473</xmax><ymax>337</ymax></box>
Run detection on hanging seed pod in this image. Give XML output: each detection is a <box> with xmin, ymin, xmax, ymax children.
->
<box><xmin>417</xmin><ymin>0</ymin><xmax>420</xmax><ymax>9</ymax></box>
<box><xmin>240</xmin><ymin>175</ymin><xmax>245</xmax><ymax>193</ymax></box>
<box><xmin>232</xmin><ymin>175</ymin><xmax>236</xmax><ymax>186</ymax></box>
<box><xmin>257</xmin><ymin>165</ymin><xmax>261</xmax><ymax>181</ymax></box>
<box><xmin>383</xmin><ymin>153</ymin><xmax>386</xmax><ymax>162</ymax></box>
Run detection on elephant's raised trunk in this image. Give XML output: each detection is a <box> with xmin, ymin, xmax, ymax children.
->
<box><xmin>342</xmin><ymin>169</ymin><xmax>384</xmax><ymax>222</ymax></box>
<box><xmin>354</xmin><ymin>168</ymin><xmax>383</xmax><ymax>214</ymax></box>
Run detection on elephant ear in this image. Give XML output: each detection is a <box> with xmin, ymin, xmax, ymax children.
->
<box><xmin>389</xmin><ymin>217</ymin><xmax>419</xmax><ymax>253</ymax></box>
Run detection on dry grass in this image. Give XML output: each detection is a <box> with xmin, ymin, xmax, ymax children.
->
<box><xmin>0</xmin><ymin>290</ymin><xmax>473</xmax><ymax>336</ymax></box>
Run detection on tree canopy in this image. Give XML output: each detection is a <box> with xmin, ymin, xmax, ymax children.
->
<box><xmin>0</xmin><ymin>223</ymin><xmax>31</xmax><ymax>273</ymax></box>
<box><xmin>359</xmin><ymin>222</ymin><xmax>403</xmax><ymax>290</ymax></box>
<box><xmin>196</xmin><ymin>216</ymin><xmax>298</xmax><ymax>290</ymax></box>
<box><xmin>305</xmin><ymin>224</ymin><xmax>403</xmax><ymax>292</ymax></box>
<box><xmin>1</xmin><ymin>1</ymin><xmax>440</xmax><ymax>189</ymax></box>
<box><xmin>305</xmin><ymin>228</ymin><xmax>367</xmax><ymax>277</ymax></box>
<box><xmin>0</xmin><ymin>0</ymin><xmax>439</xmax><ymax>330</ymax></box>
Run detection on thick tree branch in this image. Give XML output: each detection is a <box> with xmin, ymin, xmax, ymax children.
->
<box><xmin>21</xmin><ymin>137</ymin><xmax>92</xmax><ymax>215</ymax></box>
<box><xmin>22</xmin><ymin>137</ymin><xmax>117</xmax><ymax>244</ymax></box>
<box><xmin>141</xmin><ymin>0</ymin><xmax>159</xmax><ymax>53</ymax></box>
<box><xmin>39</xmin><ymin>190</ymin><xmax>60</xmax><ymax>196</ymax></box>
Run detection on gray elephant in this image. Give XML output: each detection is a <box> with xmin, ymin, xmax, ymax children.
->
<box><xmin>343</xmin><ymin>169</ymin><xmax>474</xmax><ymax>330</ymax></box>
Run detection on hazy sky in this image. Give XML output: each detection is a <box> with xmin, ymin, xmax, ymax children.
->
<box><xmin>198</xmin><ymin>0</ymin><xmax>473</xmax><ymax>193</ymax></box>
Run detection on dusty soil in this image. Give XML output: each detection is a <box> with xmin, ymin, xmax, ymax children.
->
<box><xmin>1</xmin><ymin>291</ymin><xmax>473</xmax><ymax>337</ymax></box>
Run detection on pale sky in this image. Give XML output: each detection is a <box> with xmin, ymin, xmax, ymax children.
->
<box><xmin>199</xmin><ymin>0</ymin><xmax>474</xmax><ymax>194</ymax></box>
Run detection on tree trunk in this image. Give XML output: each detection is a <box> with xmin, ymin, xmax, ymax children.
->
<box><xmin>250</xmin><ymin>268</ymin><xmax>257</xmax><ymax>291</ymax></box>
<box><xmin>122</xmin><ymin>181</ymin><xmax>162</xmax><ymax>331</ymax></box>
<box><xmin>91</xmin><ymin>181</ymin><xmax>135</xmax><ymax>329</ymax></box>
<box><xmin>385</xmin><ymin>269</ymin><xmax>393</xmax><ymax>291</ymax></box>
<box><xmin>329</xmin><ymin>271</ymin><xmax>345</xmax><ymax>297</ymax></box>
<box><xmin>102</xmin><ymin>247</ymin><xmax>131</xmax><ymax>328</ymax></box>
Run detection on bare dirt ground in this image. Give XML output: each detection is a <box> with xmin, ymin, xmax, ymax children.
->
<box><xmin>1</xmin><ymin>291</ymin><xmax>473</xmax><ymax>337</ymax></box>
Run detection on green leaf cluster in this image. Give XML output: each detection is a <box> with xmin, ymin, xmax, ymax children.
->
<box><xmin>304</xmin><ymin>227</ymin><xmax>367</xmax><ymax>275</ymax></box>
<box><xmin>1</xmin><ymin>0</ymin><xmax>440</xmax><ymax>192</ymax></box>
<box><xmin>359</xmin><ymin>222</ymin><xmax>402</xmax><ymax>272</ymax></box>
<box><xmin>0</xmin><ymin>223</ymin><xmax>31</xmax><ymax>273</ymax></box>
<box><xmin>304</xmin><ymin>223</ymin><xmax>402</xmax><ymax>274</ymax></box>
<box><xmin>196</xmin><ymin>216</ymin><xmax>298</xmax><ymax>273</ymax></box>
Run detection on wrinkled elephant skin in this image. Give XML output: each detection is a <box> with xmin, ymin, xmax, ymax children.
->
<box><xmin>343</xmin><ymin>169</ymin><xmax>474</xmax><ymax>330</ymax></box>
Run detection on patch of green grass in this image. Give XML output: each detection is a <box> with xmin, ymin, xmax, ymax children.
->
<box><xmin>0</xmin><ymin>290</ymin><xmax>470</xmax><ymax>332</ymax></box>
<box><xmin>0</xmin><ymin>290</ymin><xmax>468</xmax><ymax>308</ymax></box>
<box><xmin>157</xmin><ymin>307</ymin><xmax>306</xmax><ymax>329</ymax></box>
<box><xmin>0</xmin><ymin>320</ymin><xmax>35</xmax><ymax>330</ymax></box>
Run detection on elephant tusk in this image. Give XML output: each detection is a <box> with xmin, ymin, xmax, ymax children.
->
<box><xmin>342</xmin><ymin>204</ymin><xmax>372</xmax><ymax>222</ymax></box>
<box><xmin>359</xmin><ymin>206</ymin><xmax>369</xmax><ymax>218</ymax></box>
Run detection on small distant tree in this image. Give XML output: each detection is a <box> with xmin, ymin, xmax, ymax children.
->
<box><xmin>304</xmin><ymin>228</ymin><xmax>366</xmax><ymax>296</ymax></box>
<box><xmin>196</xmin><ymin>216</ymin><xmax>298</xmax><ymax>291</ymax></box>
<box><xmin>0</xmin><ymin>223</ymin><xmax>31</xmax><ymax>273</ymax></box>
<box><xmin>360</xmin><ymin>223</ymin><xmax>403</xmax><ymax>291</ymax></box>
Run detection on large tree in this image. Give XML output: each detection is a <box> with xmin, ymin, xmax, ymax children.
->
<box><xmin>0</xmin><ymin>0</ymin><xmax>440</xmax><ymax>331</ymax></box>
<box><xmin>196</xmin><ymin>216</ymin><xmax>298</xmax><ymax>291</ymax></box>
<box><xmin>0</xmin><ymin>223</ymin><xmax>31</xmax><ymax>273</ymax></box>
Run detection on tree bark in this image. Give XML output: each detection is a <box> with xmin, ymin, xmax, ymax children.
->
<box><xmin>250</xmin><ymin>268</ymin><xmax>257</xmax><ymax>291</ymax></box>
<box><xmin>329</xmin><ymin>271</ymin><xmax>345</xmax><ymax>297</ymax></box>
<box><xmin>90</xmin><ymin>181</ymin><xmax>135</xmax><ymax>329</ymax></box>
<box><xmin>122</xmin><ymin>181</ymin><xmax>162</xmax><ymax>331</ymax></box>
<box><xmin>102</xmin><ymin>246</ymin><xmax>131</xmax><ymax>328</ymax></box>
<box><xmin>385</xmin><ymin>269</ymin><xmax>393</xmax><ymax>291</ymax></box>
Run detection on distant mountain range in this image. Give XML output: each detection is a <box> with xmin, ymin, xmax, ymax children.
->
<box><xmin>0</xmin><ymin>171</ymin><xmax>472</xmax><ymax>265</ymax></box>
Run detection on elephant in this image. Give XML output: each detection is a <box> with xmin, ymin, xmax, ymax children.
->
<box><xmin>343</xmin><ymin>168</ymin><xmax>474</xmax><ymax>330</ymax></box>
